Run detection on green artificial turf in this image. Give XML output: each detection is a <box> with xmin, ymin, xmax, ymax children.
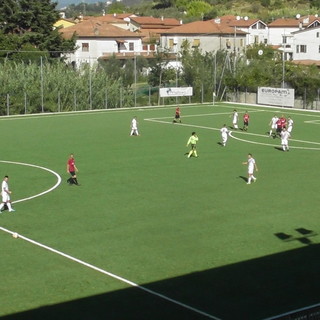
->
<box><xmin>0</xmin><ymin>103</ymin><xmax>320</xmax><ymax>320</ymax></box>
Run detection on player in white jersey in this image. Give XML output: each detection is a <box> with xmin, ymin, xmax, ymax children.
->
<box><xmin>287</xmin><ymin>117</ymin><xmax>294</xmax><ymax>133</ymax></box>
<box><xmin>130</xmin><ymin>116</ymin><xmax>139</xmax><ymax>136</ymax></box>
<box><xmin>231</xmin><ymin>109</ymin><xmax>239</xmax><ymax>129</ymax></box>
<box><xmin>269</xmin><ymin>115</ymin><xmax>279</xmax><ymax>137</ymax></box>
<box><xmin>280</xmin><ymin>128</ymin><xmax>290</xmax><ymax>151</ymax></box>
<box><xmin>220</xmin><ymin>124</ymin><xmax>229</xmax><ymax>147</ymax></box>
<box><xmin>242</xmin><ymin>154</ymin><xmax>258</xmax><ymax>184</ymax></box>
<box><xmin>0</xmin><ymin>176</ymin><xmax>15</xmax><ymax>212</ymax></box>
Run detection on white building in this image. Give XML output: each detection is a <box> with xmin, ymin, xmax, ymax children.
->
<box><xmin>59</xmin><ymin>19</ymin><xmax>143</xmax><ymax>67</ymax></box>
<box><xmin>291</xmin><ymin>25</ymin><xmax>320</xmax><ymax>63</ymax></box>
<box><xmin>218</xmin><ymin>15</ymin><xmax>268</xmax><ymax>46</ymax></box>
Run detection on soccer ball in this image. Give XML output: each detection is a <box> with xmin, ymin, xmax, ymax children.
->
<box><xmin>12</xmin><ymin>232</ymin><xmax>19</xmax><ymax>238</ymax></box>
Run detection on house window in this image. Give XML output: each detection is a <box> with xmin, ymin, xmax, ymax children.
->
<box><xmin>254</xmin><ymin>36</ymin><xmax>259</xmax><ymax>44</ymax></box>
<box><xmin>318</xmin><ymin>45</ymin><xmax>320</xmax><ymax>53</ymax></box>
<box><xmin>129</xmin><ymin>42</ymin><xmax>134</xmax><ymax>51</ymax></box>
<box><xmin>142</xmin><ymin>45</ymin><xmax>148</xmax><ymax>51</ymax></box>
<box><xmin>317</xmin><ymin>32</ymin><xmax>320</xmax><ymax>38</ymax></box>
<box><xmin>82</xmin><ymin>43</ymin><xmax>89</xmax><ymax>52</ymax></box>
<box><xmin>192</xmin><ymin>39</ymin><xmax>200</xmax><ymax>47</ymax></box>
<box><xmin>168</xmin><ymin>39</ymin><xmax>174</xmax><ymax>48</ymax></box>
<box><xmin>300</xmin><ymin>45</ymin><xmax>307</xmax><ymax>53</ymax></box>
<box><xmin>226</xmin><ymin>39</ymin><xmax>231</xmax><ymax>49</ymax></box>
<box><xmin>240</xmin><ymin>39</ymin><xmax>244</xmax><ymax>47</ymax></box>
<box><xmin>282</xmin><ymin>36</ymin><xmax>287</xmax><ymax>44</ymax></box>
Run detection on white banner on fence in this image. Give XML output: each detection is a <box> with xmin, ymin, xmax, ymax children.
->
<box><xmin>159</xmin><ymin>87</ymin><xmax>193</xmax><ymax>98</ymax></box>
<box><xmin>257</xmin><ymin>87</ymin><xmax>295</xmax><ymax>107</ymax></box>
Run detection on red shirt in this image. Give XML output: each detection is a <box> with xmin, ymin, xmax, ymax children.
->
<box><xmin>280</xmin><ymin>117</ymin><xmax>287</xmax><ymax>128</ymax></box>
<box><xmin>276</xmin><ymin>119</ymin><xmax>282</xmax><ymax>128</ymax></box>
<box><xmin>175</xmin><ymin>108</ymin><xmax>180</xmax><ymax>116</ymax></box>
<box><xmin>243</xmin><ymin>114</ymin><xmax>249</xmax><ymax>122</ymax></box>
<box><xmin>68</xmin><ymin>158</ymin><xmax>75</xmax><ymax>172</ymax></box>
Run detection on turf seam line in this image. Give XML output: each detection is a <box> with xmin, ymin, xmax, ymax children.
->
<box><xmin>0</xmin><ymin>226</ymin><xmax>221</xmax><ymax>320</ymax></box>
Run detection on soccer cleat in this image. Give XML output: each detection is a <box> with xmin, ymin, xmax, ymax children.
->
<box><xmin>9</xmin><ymin>209</ymin><xmax>15</xmax><ymax>212</ymax></box>
<box><xmin>247</xmin><ymin>182</ymin><xmax>251</xmax><ymax>185</ymax></box>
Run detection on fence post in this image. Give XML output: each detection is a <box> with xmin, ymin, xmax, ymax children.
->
<box><xmin>24</xmin><ymin>92</ymin><xmax>27</xmax><ymax>114</ymax></box>
<box><xmin>6</xmin><ymin>93</ymin><xmax>9</xmax><ymax>116</ymax></box>
<box><xmin>105</xmin><ymin>89</ymin><xmax>108</xmax><ymax>109</ymax></box>
<box><xmin>58</xmin><ymin>92</ymin><xmax>61</xmax><ymax>113</ymax></box>
<box><xmin>74</xmin><ymin>89</ymin><xmax>77</xmax><ymax>111</ymax></box>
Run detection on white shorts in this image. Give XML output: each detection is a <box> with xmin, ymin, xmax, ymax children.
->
<box><xmin>281</xmin><ymin>139</ymin><xmax>288</xmax><ymax>145</ymax></box>
<box><xmin>271</xmin><ymin>124</ymin><xmax>277</xmax><ymax>129</ymax></box>
<box><xmin>2</xmin><ymin>192</ymin><xmax>10</xmax><ymax>203</ymax></box>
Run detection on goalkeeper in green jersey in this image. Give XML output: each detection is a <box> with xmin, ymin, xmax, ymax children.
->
<box><xmin>186</xmin><ymin>132</ymin><xmax>199</xmax><ymax>158</ymax></box>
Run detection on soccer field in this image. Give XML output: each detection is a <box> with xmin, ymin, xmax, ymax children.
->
<box><xmin>0</xmin><ymin>103</ymin><xmax>320</xmax><ymax>320</ymax></box>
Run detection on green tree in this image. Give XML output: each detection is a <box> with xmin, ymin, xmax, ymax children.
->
<box><xmin>0</xmin><ymin>0</ymin><xmax>76</xmax><ymax>60</ymax></box>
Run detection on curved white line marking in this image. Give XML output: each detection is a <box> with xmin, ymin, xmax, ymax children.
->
<box><xmin>229</xmin><ymin>132</ymin><xmax>320</xmax><ymax>150</ymax></box>
<box><xmin>0</xmin><ymin>160</ymin><xmax>62</xmax><ymax>204</ymax></box>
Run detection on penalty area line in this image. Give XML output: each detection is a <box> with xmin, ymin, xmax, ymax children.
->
<box><xmin>0</xmin><ymin>226</ymin><xmax>221</xmax><ymax>320</ymax></box>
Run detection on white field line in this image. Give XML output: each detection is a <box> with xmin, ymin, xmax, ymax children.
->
<box><xmin>229</xmin><ymin>132</ymin><xmax>320</xmax><ymax>150</ymax></box>
<box><xmin>146</xmin><ymin>117</ymin><xmax>320</xmax><ymax>150</ymax></box>
<box><xmin>0</xmin><ymin>161</ymin><xmax>221</xmax><ymax>319</ymax></box>
<box><xmin>0</xmin><ymin>160</ymin><xmax>61</xmax><ymax>204</ymax></box>
<box><xmin>0</xmin><ymin>225</ymin><xmax>221</xmax><ymax>320</ymax></box>
<box><xmin>262</xmin><ymin>302</ymin><xmax>320</xmax><ymax>320</ymax></box>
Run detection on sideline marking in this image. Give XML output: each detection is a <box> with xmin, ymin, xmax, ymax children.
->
<box><xmin>0</xmin><ymin>225</ymin><xmax>221</xmax><ymax>320</ymax></box>
<box><xmin>0</xmin><ymin>160</ymin><xmax>61</xmax><ymax>204</ymax></box>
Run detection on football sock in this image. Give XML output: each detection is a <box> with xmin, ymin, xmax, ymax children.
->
<box><xmin>73</xmin><ymin>178</ymin><xmax>78</xmax><ymax>185</ymax></box>
<box><xmin>0</xmin><ymin>203</ymin><xmax>4</xmax><ymax>211</ymax></box>
<box><xmin>188</xmin><ymin>151</ymin><xmax>193</xmax><ymax>158</ymax></box>
<box><xmin>194</xmin><ymin>151</ymin><xmax>198</xmax><ymax>157</ymax></box>
<box><xmin>7</xmin><ymin>202</ymin><xmax>13</xmax><ymax>210</ymax></box>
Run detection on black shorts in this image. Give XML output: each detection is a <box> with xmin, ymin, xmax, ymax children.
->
<box><xmin>69</xmin><ymin>171</ymin><xmax>76</xmax><ymax>176</ymax></box>
<box><xmin>191</xmin><ymin>144</ymin><xmax>196</xmax><ymax>150</ymax></box>
<box><xmin>244</xmin><ymin>121</ymin><xmax>249</xmax><ymax>126</ymax></box>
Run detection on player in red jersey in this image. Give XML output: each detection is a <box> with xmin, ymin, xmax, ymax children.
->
<box><xmin>67</xmin><ymin>154</ymin><xmax>79</xmax><ymax>185</ymax></box>
<box><xmin>279</xmin><ymin>115</ymin><xmax>287</xmax><ymax>129</ymax></box>
<box><xmin>173</xmin><ymin>106</ymin><xmax>181</xmax><ymax>123</ymax></box>
<box><xmin>243</xmin><ymin>111</ymin><xmax>250</xmax><ymax>131</ymax></box>
<box><xmin>276</xmin><ymin>118</ymin><xmax>282</xmax><ymax>137</ymax></box>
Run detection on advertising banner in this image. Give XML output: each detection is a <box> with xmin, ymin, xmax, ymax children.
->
<box><xmin>258</xmin><ymin>87</ymin><xmax>295</xmax><ymax>107</ymax></box>
<box><xmin>159</xmin><ymin>87</ymin><xmax>193</xmax><ymax>98</ymax></box>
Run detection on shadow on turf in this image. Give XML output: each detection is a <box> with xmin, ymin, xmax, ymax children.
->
<box><xmin>3</xmin><ymin>244</ymin><xmax>320</xmax><ymax>320</ymax></box>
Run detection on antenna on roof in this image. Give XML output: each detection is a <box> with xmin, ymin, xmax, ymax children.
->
<box><xmin>296</xmin><ymin>13</ymin><xmax>301</xmax><ymax>19</ymax></box>
<box><xmin>315</xmin><ymin>14</ymin><xmax>318</xmax><ymax>18</ymax></box>
<box><xmin>244</xmin><ymin>16</ymin><xmax>248</xmax><ymax>20</ymax></box>
<box><xmin>236</xmin><ymin>16</ymin><xmax>240</xmax><ymax>20</ymax></box>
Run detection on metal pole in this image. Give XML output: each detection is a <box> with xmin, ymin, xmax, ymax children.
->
<box><xmin>89</xmin><ymin>67</ymin><xmax>92</xmax><ymax>110</ymax></box>
<box><xmin>6</xmin><ymin>93</ymin><xmax>9</xmax><ymax>116</ymax></box>
<box><xmin>74</xmin><ymin>89</ymin><xmax>77</xmax><ymax>111</ymax></box>
<box><xmin>134</xmin><ymin>56</ymin><xmax>137</xmax><ymax>108</ymax></box>
<box><xmin>24</xmin><ymin>92</ymin><xmax>27</xmax><ymax>114</ymax></box>
<box><xmin>105</xmin><ymin>88</ymin><xmax>108</xmax><ymax>109</ymax></box>
<box><xmin>40</xmin><ymin>57</ymin><xmax>44</xmax><ymax>112</ymax></box>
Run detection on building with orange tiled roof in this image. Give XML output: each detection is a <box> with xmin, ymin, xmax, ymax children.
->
<box><xmin>267</xmin><ymin>15</ymin><xmax>320</xmax><ymax>61</ymax></box>
<box><xmin>129</xmin><ymin>16</ymin><xmax>181</xmax><ymax>32</ymax></box>
<box><xmin>216</xmin><ymin>15</ymin><xmax>268</xmax><ymax>46</ymax></box>
<box><xmin>59</xmin><ymin>19</ymin><xmax>143</xmax><ymax>67</ymax></box>
<box><xmin>160</xmin><ymin>19</ymin><xmax>247</xmax><ymax>54</ymax></box>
